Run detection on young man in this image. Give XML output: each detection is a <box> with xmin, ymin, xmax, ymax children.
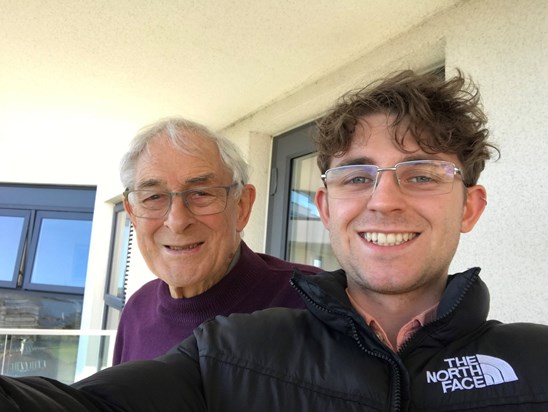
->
<box><xmin>1</xmin><ymin>70</ymin><xmax>547</xmax><ymax>411</ymax></box>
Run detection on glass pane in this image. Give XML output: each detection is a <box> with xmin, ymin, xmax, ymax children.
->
<box><xmin>0</xmin><ymin>331</ymin><xmax>113</xmax><ymax>384</ymax></box>
<box><xmin>30</xmin><ymin>217</ymin><xmax>92</xmax><ymax>288</ymax></box>
<box><xmin>287</xmin><ymin>154</ymin><xmax>338</xmax><ymax>270</ymax></box>
<box><xmin>0</xmin><ymin>290</ymin><xmax>83</xmax><ymax>329</ymax></box>
<box><xmin>104</xmin><ymin>305</ymin><xmax>122</xmax><ymax>330</ymax></box>
<box><xmin>0</xmin><ymin>335</ymin><xmax>79</xmax><ymax>383</ymax></box>
<box><xmin>108</xmin><ymin>210</ymin><xmax>130</xmax><ymax>298</ymax></box>
<box><xmin>0</xmin><ymin>215</ymin><xmax>25</xmax><ymax>282</ymax></box>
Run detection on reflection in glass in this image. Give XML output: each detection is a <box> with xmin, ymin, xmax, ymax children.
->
<box><xmin>0</xmin><ymin>215</ymin><xmax>25</xmax><ymax>282</ymax></box>
<box><xmin>30</xmin><ymin>217</ymin><xmax>92</xmax><ymax>288</ymax></box>
<box><xmin>287</xmin><ymin>154</ymin><xmax>338</xmax><ymax>270</ymax></box>
<box><xmin>0</xmin><ymin>332</ymin><xmax>112</xmax><ymax>384</ymax></box>
<box><xmin>0</xmin><ymin>290</ymin><xmax>83</xmax><ymax>329</ymax></box>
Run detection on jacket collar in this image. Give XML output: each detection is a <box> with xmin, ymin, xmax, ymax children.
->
<box><xmin>291</xmin><ymin>267</ymin><xmax>489</xmax><ymax>351</ymax></box>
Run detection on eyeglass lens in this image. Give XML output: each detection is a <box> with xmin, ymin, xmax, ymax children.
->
<box><xmin>323</xmin><ymin>161</ymin><xmax>458</xmax><ymax>199</ymax></box>
<box><xmin>127</xmin><ymin>186</ymin><xmax>230</xmax><ymax>218</ymax></box>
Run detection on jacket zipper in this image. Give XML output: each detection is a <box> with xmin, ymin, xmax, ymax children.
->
<box><xmin>348</xmin><ymin>319</ymin><xmax>402</xmax><ymax>411</ymax></box>
<box><xmin>291</xmin><ymin>279</ymin><xmax>403</xmax><ymax>412</ymax></box>
<box><xmin>398</xmin><ymin>271</ymin><xmax>478</xmax><ymax>356</ymax></box>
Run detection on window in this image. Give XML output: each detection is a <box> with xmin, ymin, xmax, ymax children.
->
<box><xmin>25</xmin><ymin>211</ymin><xmax>92</xmax><ymax>293</ymax></box>
<box><xmin>0</xmin><ymin>184</ymin><xmax>96</xmax><ymax>329</ymax></box>
<box><xmin>103</xmin><ymin>202</ymin><xmax>131</xmax><ymax>330</ymax></box>
<box><xmin>266</xmin><ymin>123</ymin><xmax>337</xmax><ymax>270</ymax></box>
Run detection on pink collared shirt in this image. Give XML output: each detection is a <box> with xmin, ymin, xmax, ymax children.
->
<box><xmin>346</xmin><ymin>289</ymin><xmax>438</xmax><ymax>352</ymax></box>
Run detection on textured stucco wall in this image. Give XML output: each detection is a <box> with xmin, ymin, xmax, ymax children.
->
<box><xmin>223</xmin><ymin>0</ymin><xmax>548</xmax><ymax>324</ymax></box>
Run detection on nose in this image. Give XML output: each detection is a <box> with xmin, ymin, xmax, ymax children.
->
<box><xmin>163</xmin><ymin>194</ymin><xmax>196</xmax><ymax>232</ymax></box>
<box><xmin>367</xmin><ymin>169</ymin><xmax>405</xmax><ymax>211</ymax></box>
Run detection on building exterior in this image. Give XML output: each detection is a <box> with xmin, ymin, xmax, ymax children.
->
<box><xmin>1</xmin><ymin>0</ymin><xmax>546</xmax><ymax>382</ymax></box>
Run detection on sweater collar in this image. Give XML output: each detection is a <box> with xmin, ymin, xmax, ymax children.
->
<box><xmin>156</xmin><ymin>242</ymin><xmax>260</xmax><ymax>319</ymax></box>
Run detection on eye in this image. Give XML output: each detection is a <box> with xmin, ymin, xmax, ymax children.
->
<box><xmin>342</xmin><ymin>171</ymin><xmax>376</xmax><ymax>186</ymax></box>
<box><xmin>186</xmin><ymin>189</ymin><xmax>218</xmax><ymax>205</ymax></box>
<box><xmin>190</xmin><ymin>189</ymin><xmax>215</xmax><ymax>198</ymax></box>
<box><xmin>142</xmin><ymin>192</ymin><xmax>168</xmax><ymax>203</ymax></box>
<box><xmin>348</xmin><ymin>176</ymin><xmax>371</xmax><ymax>184</ymax></box>
<box><xmin>402</xmin><ymin>169</ymin><xmax>444</xmax><ymax>185</ymax></box>
<box><xmin>408</xmin><ymin>175</ymin><xmax>436</xmax><ymax>184</ymax></box>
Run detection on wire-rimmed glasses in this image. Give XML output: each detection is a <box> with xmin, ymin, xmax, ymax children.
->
<box><xmin>124</xmin><ymin>183</ymin><xmax>239</xmax><ymax>219</ymax></box>
<box><xmin>321</xmin><ymin>160</ymin><xmax>463</xmax><ymax>199</ymax></box>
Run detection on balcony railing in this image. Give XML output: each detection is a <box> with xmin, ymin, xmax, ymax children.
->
<box><xmin>0</xmin><ymin>328</ymin><xmax>116</xmax><ymax>384</ymax></box>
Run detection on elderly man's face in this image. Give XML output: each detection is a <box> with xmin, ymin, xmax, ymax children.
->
<box><xmin>125</xmin><ymin>133</ymin><xmax>255</xmax><ymax>298</ymax></box>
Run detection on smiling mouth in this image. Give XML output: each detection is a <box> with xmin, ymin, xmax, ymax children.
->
<box><xmin>361</xmin><ymin>232</ymin><xmax>417</xmax><ymax>246</ymax></box>
<box><xmin>165</xmin><ymin>242</ymin><xmax>202</xmax><ymax>251</ymax></box>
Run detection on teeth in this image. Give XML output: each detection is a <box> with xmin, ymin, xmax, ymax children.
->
<box><xmin>362</xmin><ymin>232</ymin><xmax>416</xmax><ymax>246</ymax></box>
<box><xmin>168</xmin><ymin>243</ymin><xmax>200</xmax><ymax>251</ymax></box>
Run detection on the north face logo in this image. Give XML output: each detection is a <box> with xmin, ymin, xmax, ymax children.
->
<box><xmin>426</xmin><ymin>354</ymin><xmax>518</xmax><ymax>393</ymax></box>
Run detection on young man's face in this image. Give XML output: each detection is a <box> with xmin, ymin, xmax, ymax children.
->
<box><xmin>315</xmin><ymin>113</ymin><xmax>486</xmax><ymax>299</ymax></box>
<box><xmin>124</xmin><ymin>133</ymin><xmax>255</xmax><ymax>298</ymax></box>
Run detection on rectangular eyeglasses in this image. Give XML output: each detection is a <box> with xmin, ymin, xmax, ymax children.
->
<box><xmin>123</xmin><ymin>184</ymin><xmax>238</xmax><ymax>219</ymax></box>
<box><xmin>321</xmin><ymin>160</ymin><xmax>463</xmax><ymax>199</ymax></box>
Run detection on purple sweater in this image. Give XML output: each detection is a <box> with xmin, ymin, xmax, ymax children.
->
<box><xmin>113</xmin><ymin>242</ymin><xmax>320</xmax><ymax>364</ymax></box>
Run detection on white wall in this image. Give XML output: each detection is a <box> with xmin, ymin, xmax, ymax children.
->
<box><xmin>1</xmin><ymin>0</ymin><xmax>545</xmax><ymax>328</ymax></box>
<box><xmin>222</xmin><ymin>0</ymin><xmax>548</xmax><ymax>325</ymax></box>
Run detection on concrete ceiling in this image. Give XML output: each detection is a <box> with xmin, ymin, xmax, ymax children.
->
<box><xmin>1</xmin><ymin>0</ymin><xmax>461</xmax><ymax>131</ymax></box>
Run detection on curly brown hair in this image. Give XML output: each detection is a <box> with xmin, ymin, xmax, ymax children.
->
<box><xmin>314</xmin><ymin>69</ymin><xmax>499</xmax><ymax>186</ymax></box>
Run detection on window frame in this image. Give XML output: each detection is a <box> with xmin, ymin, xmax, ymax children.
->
<box><xmin>0</xmin><ymin>208</ymin><xmax>31</xmax><ymax>288</ymax></box>
<box><xmin>22</xmin><ymin>210</ymin><xmax>93</xmax><ymax>294</ymax></box>
<box><xmin>0</xmin><ymin>184</ymin><xmax>96</xmax><ymax>295</ymax></box>
<box><xmin>266</xmin><ymin>122</ymin><xmax>317</xmax><ymax>259</ymax></box>
<box><xmin>103</xmin><ymin>202</ymin><xmax>131</xmax><ymax>315</ymax></box>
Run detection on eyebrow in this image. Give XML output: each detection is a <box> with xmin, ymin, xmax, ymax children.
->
<box><xmin>335</xmin><ymin>157</ymin><xmax>374</xmax><ymax>167</ymax></box>
<box><xmin>134</xmin><ymin>173</ymin><xmax>218</xmax><ymax>190</ymax></box>
<box><xmin>333</xmin><ymin>154</ymin><xmax>448</xmax><ymax>168</ymax></box>
<box><xmin>135</xmin><ymin>179</ymin><xmax>163</xmax><ymax>190</ymax></box>
<box><xmin>185</xmin><ymin>173</ymin><xmax>216</xmax><ymax>185</ymax></box>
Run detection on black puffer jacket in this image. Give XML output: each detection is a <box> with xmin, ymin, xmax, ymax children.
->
<box><xmin>0</xmin><ymin>268</ymin><xmax>547</xmax><ymax>411</ymax></box>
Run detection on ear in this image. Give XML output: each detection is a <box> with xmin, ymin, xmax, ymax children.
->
<box><xmin>123</xmin><ymin>198</ymin><xmax>139</xmax><ymax>228</ymax></box>
<box><xmin>235</xmin><ymin>184</ymin><xmax>256</xmax><ymax>232</ymax></box>
<box><xmin>315</xmin><ymin>186</ymin><xmax>331</xmax><ymax>229</ymax></box>
<box><xmin>461</xmin><ymin>185</ymin><xmax>487</xmax><ymax>233</ymax></box>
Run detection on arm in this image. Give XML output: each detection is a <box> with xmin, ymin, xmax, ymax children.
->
<box><xmin>0</xmin><ymin>376</ymin><xmax>116</xmax><ymax>412</ymax></box>
<box><xmin>0</xmin><ymin>341</ymin><xmax>206</xmax><ymax>411</ymax></box>
<box><xmin>74</xmin><ymin>352</ymin><xmax>207</xmax><ymax>411</ymax></box>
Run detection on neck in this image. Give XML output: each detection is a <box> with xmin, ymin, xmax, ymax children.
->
<box><xmin>168</xmin><ymin>242</ymin><xmax>243</xmax><ymax>299</ymax></box>
<box><xmin>347</xmin><ymin>278</ymin><xmax>446</xmax><ymax>347</ymax></box>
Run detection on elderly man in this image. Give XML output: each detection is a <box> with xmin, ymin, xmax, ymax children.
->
<box><xmin>113</xmin><ymin>118</ymin><xmax>320</xmax><ymax>363</ymax></box>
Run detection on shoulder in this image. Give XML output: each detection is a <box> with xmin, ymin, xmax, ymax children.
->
<box><xmin>123</xmin><ymin>278</ymin><xmax>165</xmax><ymax>308</ymax></box>
<box><xmin>193</xmin><ymin>308</ymin><xmax>311</xmax><ymax>349</ymax></box>
<box><xmin>178</xmin><ymin>307</ymin><xmax>358</xmax><ymax>384</ymax></box>
<box><xmin>486</xmin><ymin>321</ymin><xmax>548</xmax><ymax>343</ymax></box>
<box><xmin>177</xmin><ymin>308</ymin><xmax>317</xmax><ymax>370</ymax></box>
<box><xmin>469</xmin><ymin>321</ymin><xmax>548</xmax><ymax>375</ymax></box>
